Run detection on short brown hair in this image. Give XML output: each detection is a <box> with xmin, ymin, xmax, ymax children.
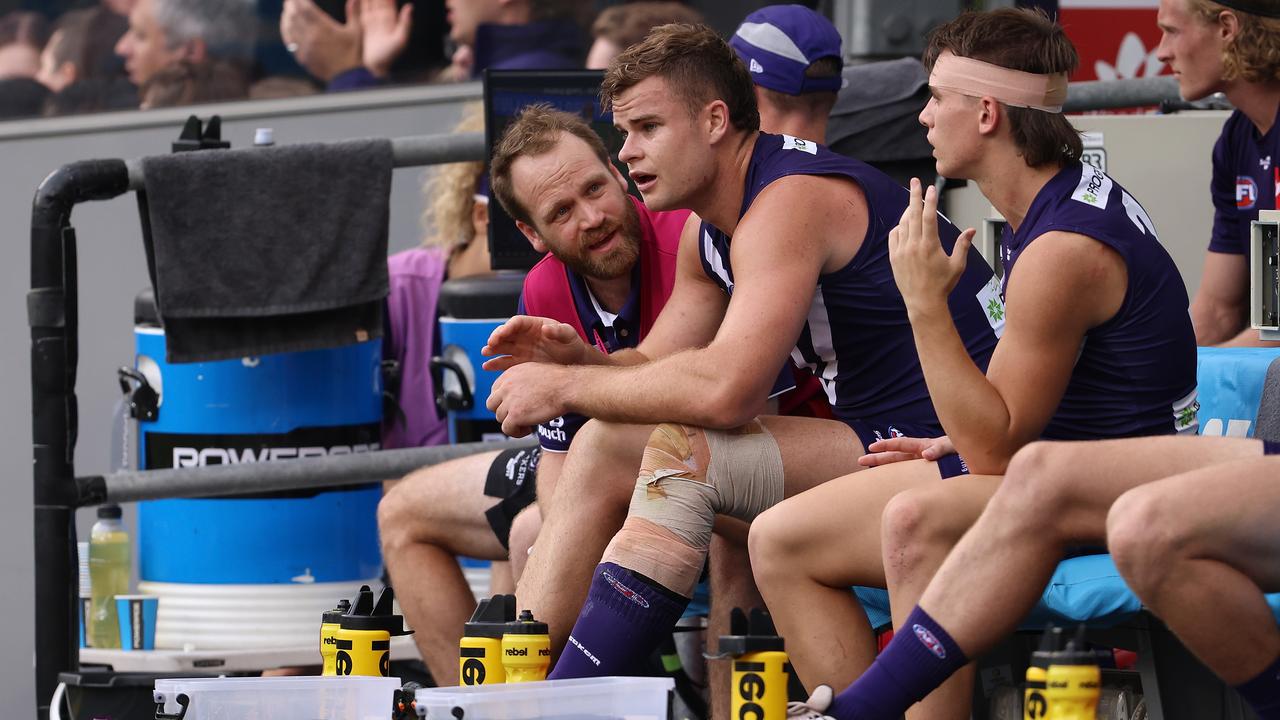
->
<box><xmin>757</xmin><ymin>55</ymin><xmax>842</xmax><ymax>120</ymax></box>
<box><xmin>593</xmin><ymin>2</ymin><xmax>705</xmax><ymax>50</ymax></box>
<box><xmin>490</xmin><ymin>104</ymin><xmax>612</xmax><ymax>226</ymax></box>
<box><xmin>1187</xmin><ymin>0</ymin><xmax>1280</xmax><ymax>83</ymax></box>
<box><xmin>601</xmin><ymin>23</ymin><xmax>760</xmax><ymax>134</ymax></box>
<box><xmin>924</xmin><ymin>9</ymin><xmax>1083</xmax><ymax>168</ymax></box>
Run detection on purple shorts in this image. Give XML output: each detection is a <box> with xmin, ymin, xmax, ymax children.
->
<box><xmin>844</xmin><ymin>419</ymin><xmax>970</xmax><ymax>479</ymax></box>
<box><xmin>1265</xmin><ymin>440</ymin><xmax>1280</xmax><ymax>456</ymax></box>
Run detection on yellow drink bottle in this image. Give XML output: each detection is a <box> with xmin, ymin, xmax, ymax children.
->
<box><xmin>319</xmin><ymin>597</ymin><xmax>352</xmax><ymax>676</ymax></box>
<box><xmin>501</xmin><ymin>610</ymin><xmax>551</xmax><ymax>683</ymax></box>
<box><xmin>1046</xmin><ymin>629</ymin><xmax>1100</xmax><ymax>720</ymax></box>
<box><xmin>334</xmin><ymin>585</ymin><xmax>411</xmax><ymax>677</ymax></box>
<box><xmin>460</xmin><ymin>594</ymin><xmax>514</xmax><ymax>686</ymax></box>
<box><xmin>1025</xmin><ymin>626</ymin><xmax>1062</xmax><ymax>720</ymax></box>
<box><xmin>88</xmin><ymin>505</ymin><xmax>130</xmax><ymax>650</ymax></box>
<box><xmin>720</xmin><ymin>608</ymin><xmax>790</xmax><ymax>720</ymax></box>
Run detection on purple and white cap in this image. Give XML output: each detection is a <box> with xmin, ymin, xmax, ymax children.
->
<box><xmin>730</xmin><ymin>4</ymin><xmax>844</xmax><ymax>96</ymax></box>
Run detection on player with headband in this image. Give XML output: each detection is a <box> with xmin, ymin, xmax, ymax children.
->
<box><xmin>754</xmin><ymin>8</ymin><xmax>1198</xmax><ymax>719</ymax></box>
<box><xmin>1171</xmin><ymin>0</ymin><xmax>1280</xmax><ymax>346</ymax></box>
<box><xmin>783</xmin><ymin>4</ymin><xmax>1280</xmax><ymax>719</ymax></box>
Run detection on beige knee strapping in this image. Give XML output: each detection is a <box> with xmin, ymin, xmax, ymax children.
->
<box><xmin>601</xmin><ymin>421</ymin><xmax>786</xmax><ymax>594</ymax></box>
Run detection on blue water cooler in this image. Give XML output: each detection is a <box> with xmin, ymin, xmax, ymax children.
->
<box><xmin>129</xmin><ymin>291</ymin><xmax>384</xmax><ymax>650</ymax></box>
<box><xmin>433</xmin><ymin>273</ymin><xmax>525</xmax><ymax>443</ymax></box>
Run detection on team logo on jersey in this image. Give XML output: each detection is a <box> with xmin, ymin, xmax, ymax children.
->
<box><xmin>1071</xmin><ymin>165</ymin><xmax>1112</xmax><ymax>210</ymax></box>
<box><xmin>975</xmin><ymin>276</ymin><xmax>1006</xmax><ymax>337</ymax></box>
<box><xmin>601</xmin><ymin>570</ymin><xmax>650</xmax><ymax>608</ymax></box>
<box><xmin>1237</xmin><ymin>176</ymin><xmax>1258</xmax><ymax>209</ymax></box>
<box><xmin>781</xmin><ymin>134</ymin><xmax>817</xmax><ymax>155</ymax></box>
<box><xmin>749</xmin><ymin>58</ymin><xmax>764</xmax><ymax>74</ymax></box>
<box><xmin>913</xmin><ymin>624</ymin><xmax>947</xmax><ymax>659</ymax></box>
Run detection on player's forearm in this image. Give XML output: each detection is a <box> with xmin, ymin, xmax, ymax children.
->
<box><xmin>590</xmin><ymin>348</ymin><xmax>650</xmax><ymax>367</ymax></box>
<box><xmin>1218</xmin><ymin>325</ymin><xmax>1280</xmax><ymax>348</ymax></box>
<box><xmin>908</xmin><ymin>306</ymin><xmax>1016</xmax><ymax>473</ymax></box>
<box><xmin>561</xmin><ymin>348</ymin><xmax>757</xmax><ymax>428</ymax></box>
<box><xmin>1190</xmin><ymin>290</ymin><xmax>1248</xmax><ymax>345</ymax></box>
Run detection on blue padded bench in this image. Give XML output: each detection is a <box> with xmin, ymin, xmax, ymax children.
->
<box><xmin>854</xmin><ymin>348</ymin><xmax>1280</xmax><ymax>720</ymax></box>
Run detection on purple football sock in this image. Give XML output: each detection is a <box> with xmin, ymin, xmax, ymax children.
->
<box><xmin>548</xmin><ymin>562</ymin><xmax>689</xmax><ymax>679</ymax></box>
<box><xmin>1235</xmin><ymin>652</ymin><xmax>1280</xmax><ymax>720</ymax></box>
<box><xmin>826</xmin><ymin>605</ymin><xmax>969</xmax><ymax>720</ymax></box>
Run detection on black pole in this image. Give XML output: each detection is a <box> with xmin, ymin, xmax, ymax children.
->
<box><xmin>30</xmin><ymin>160</ymin><xmax>129</xmax><ymax>719</ymax></box>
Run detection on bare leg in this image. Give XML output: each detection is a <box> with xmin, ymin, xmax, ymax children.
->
<box><xmin>917</xmin><ymin>436</ymin><xmax>1262</xmax><ymax>659</ymax></box>
<box><xmin>880</xmin><ymin>475</ymin><xmax>1002</xmax><ymax>720</ymax></box>
<box><xmin>1108</xmin><ymin>454</ymin><xmax>1280</xmax><ymax>684</ymax></box>
<box><xmin>507</xmin><ymin>505</ymin><xmax>542</xmax><ymax>583</ymax></box>
<box><xmin>708</xmin><ymin>518</ymin><xmax>763</xmax><ymax>720</ymax></box>
<box><xmin>751</xmin><ymin>458</ymin><xmax>953</xmax><ymax>692</ymax></box>
<box><xmin>516</xmin><ymin>421</ymin><xmax>655</xmax><ymax>654</ymax></box>
<box><xmin>378</xmin><ymin>451</ymin><xmax>508</xmax><ymax>685</ymax></box>
<box><xmin>489</xmin><ymin>561</ymin><xmax>515</xmax><ymax>595</ymax></box>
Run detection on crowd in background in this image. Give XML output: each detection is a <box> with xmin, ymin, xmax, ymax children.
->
<box><xmin>0</xmin><ymin>0</ymin><xmax>714</xmax><ymax>120</ymax></box>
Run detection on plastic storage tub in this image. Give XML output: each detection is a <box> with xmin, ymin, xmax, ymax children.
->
<box><xmin>154</xmin><ymin>675</ymin><xmax>401</xmax><ymax>720</ymax></box>
<box><xmin>408</xmin><ymin>676</ymin><xmax>673</xmax><ymax>719</ymax></box>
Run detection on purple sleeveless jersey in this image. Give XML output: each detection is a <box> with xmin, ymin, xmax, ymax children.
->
<box><xmin>1000</xmin><ymin>162</ymin><xmax>1199</xmax><ymax>440</ymax></box>
<box><xmin>698</xmin><ymin>132</ymin><xmax>1003</xmax><ymax>428</ymax></box>
<box><xmin>1209</xmin><ymin>105</ymin><xmax>1280</xmax><ymax>257</ymax></box>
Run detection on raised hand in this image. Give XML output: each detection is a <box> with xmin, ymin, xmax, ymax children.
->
<box><xmin>281</xmin><ymin>0</ymin><xmax>362</xmax><ymax>82</ymax></box>
<box><xmin>481</xmin><ymin>315</ymin><xmax>593</xmax><ymax>371</ymax></box>
<box><xmin>360</xmin><ymin>0</ymin><xmax>413</xmax><ymax>78</ymax></box>
<box><xmin>887</xmin><ymin>178</ymin><xmax>974</xmax><ymax>314</ymax></box>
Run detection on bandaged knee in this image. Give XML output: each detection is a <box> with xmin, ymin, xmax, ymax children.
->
<box><xmin>602</xmin><ymin>421</ymin><xmax>784</xmax><ymax>596</ymax></box>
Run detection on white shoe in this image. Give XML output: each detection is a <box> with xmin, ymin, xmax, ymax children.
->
<box><xmin>787</xmin><ymin>685</ymin><xmax>836</xmax><ymax>719</ymax></box>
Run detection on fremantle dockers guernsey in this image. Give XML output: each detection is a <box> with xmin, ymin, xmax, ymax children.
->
<box><xmin>1209</xmin><ymin>104</ymin><xmax>1280</xmax><ymax>258</ymax></box>
<box><xmin>1000</xmin><ymin>163</ymin><xmax>1199</xmax><ymax>440</ymax></box>
<box><xmin>698</xmin><ymin>132</ymin><xmax>1003</xmax><ymax>427</ymax></box>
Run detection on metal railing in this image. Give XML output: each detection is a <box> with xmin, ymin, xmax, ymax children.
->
<box><xmin>29</xmin><ymin>129</ymin><xmax>489</xmax><ymax>719</ymax></box>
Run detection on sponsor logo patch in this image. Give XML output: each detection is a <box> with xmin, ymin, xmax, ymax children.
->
<box><xmin>975</xmin><ymin>276</ymin><xmax>1006</xmax><ymax>338</ymax></box>
<box><xmin>749</xmin><ymin>58</ymin><xmax>764</xmax><ymax>74</ymax></box>
<box><xmin>1070</xmin><ymin>165</ymin><xmax>1112</xmax><ymax>210</ymax></box>
<box><xmin>913</xmin><ymin>624</ymin><xmax>947</xmax><ymax>659</ymax></box>
<box><xmin>602</xmin><ymin>570</ymin><xmax>650</xmax><ymax>608</ymax></box>
<box><xmin>1237</xmin><ymin>176</ymin><xmax>1258</xmax><ymax>210</ymax></box>
<box><xmin>781</xmin><ymin>134</ymin><xmax>817</xmax><ymax>155</ymax></box>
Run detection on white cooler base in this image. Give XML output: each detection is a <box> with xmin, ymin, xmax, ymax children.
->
<box><xmin>138</xmin><ymin>578</ymin><xmax>379</xmax><ymax>650</ymax></box>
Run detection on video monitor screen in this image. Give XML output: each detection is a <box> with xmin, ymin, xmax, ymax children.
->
<box><xmin>483</xmin><ymin>69</ymin><xmax>637</xmax><ymax>271</ymax></box>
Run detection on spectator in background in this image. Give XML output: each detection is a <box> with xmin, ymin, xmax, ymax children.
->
<box><xmin>115</xmin><ymin>0</ymin><xmax>255</xmax><ymax>103</ymax></box>
<box><xmin>283</xmin><ymin>0</ymin><xmax>586</xmax><ymax>90</ymax></box>
<box><xmin>139</xmin><ymin>57</ymin><xmax>250</xmax><ymax>108</ymax></box>
<box><xmin>585</xmin><ymin>2</ymin><xmax>702</xmax><ymax>70</ymax></box>
<box><xmin>0</xmin><ymin>11</ymin><xmax>49</xmax><ymax>79</ymax></box>
<box><xmin>36</xmin><ymin>8</ymin><xmax>127</xmax><ymax>93</ymax></box>
<box><xmin>0</xmin><ymin>76</ymin><xmax>50</xmax><ymax>118</ymax></box>
<box><xmin>102</xmin><ymin>0</ymin><xmax>140</xmax><ymax>18</ymax></box>
<box><xmin>279</xmin><ymin>0</ymin><xmax>413</xmax><ymax>89</ymax></box>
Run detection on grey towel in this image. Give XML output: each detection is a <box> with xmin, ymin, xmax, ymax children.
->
<box><xmin>827</xmin><ymin>58</ymin><xmax>932</xmax><ymax>163</ymax></box>
<box><xmin>140</xmin><ymin>138</ymin><xmax>392</xmax><ymax>362</ymax></box>
<box><xmin>1257</xmin><ymin>357</ymin><xmax>1280</xmax><ymax>442</ymax></box>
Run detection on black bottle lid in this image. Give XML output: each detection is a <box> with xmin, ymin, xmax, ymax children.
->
<box><xmin>503</xmin><ymin>610</ymin><xmax>549</xmax><ymax>636</ymax></box>
<box><xmin>464</xmin><ymin>594</ymin><xmax>517</xmax><ymax>639</ymax></box>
